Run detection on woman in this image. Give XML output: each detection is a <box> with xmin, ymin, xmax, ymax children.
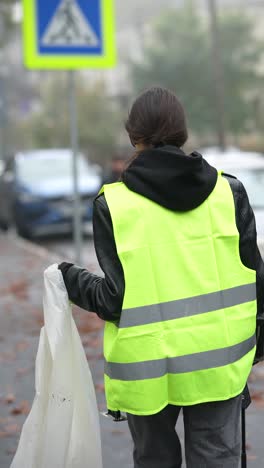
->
<box><xmin>59</xmin><ymin>87</ymin><xmax>264</xmax><ymax>468</ymax></box>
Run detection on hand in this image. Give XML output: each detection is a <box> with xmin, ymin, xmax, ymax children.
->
<box><xmin>58</xmin><ymin>262</ymin><xmax>74</xmax><ymax>278</ymax></box>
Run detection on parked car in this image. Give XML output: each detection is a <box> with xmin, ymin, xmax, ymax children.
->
<box><xmin>202</xmin><ymin>148</ymin><xmax>264</xmax><ymax>245</ymax></box>
<box><xmin>0</xmin><ymin>149</ymin><xmax>102</xmax><ymax>238</ymax></box>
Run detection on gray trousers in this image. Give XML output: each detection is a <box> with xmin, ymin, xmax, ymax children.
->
<box><xmin>127</xmin><ymin>395</ymin><xmax>242</xmax><ymax>468</ymax></box>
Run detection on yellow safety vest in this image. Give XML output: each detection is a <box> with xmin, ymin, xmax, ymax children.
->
<box><xmin>101</xmin><ymin>173</ymin><xmax>257</xmax><ymax>415</ymax></box>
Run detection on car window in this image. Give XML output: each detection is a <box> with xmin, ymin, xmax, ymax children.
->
<box><xmin>15</xmin><ymin>153</ymin><xmax>96</xmax><ymax>185</ymax></box>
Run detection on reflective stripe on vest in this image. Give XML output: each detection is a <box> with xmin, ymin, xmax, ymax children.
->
<box><xmin>102</xmin><ymin>175</ymin><xmax>257</xmax><ymax>415</ymax></box>
<box><xmin>118</xmin><ymin>283</ymin><xmax>256</xmax><ymax>329</ymax></box>
<box><xmin>105</xmin><ymin>334</ymin><xmax>256</xmax><ymax>381</ymax></box>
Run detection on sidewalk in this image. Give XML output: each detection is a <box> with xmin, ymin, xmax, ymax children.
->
<box><xmin>0</xmin><ymin>234</ymin><xmax>264</xmax><ymax>467</ymax></box>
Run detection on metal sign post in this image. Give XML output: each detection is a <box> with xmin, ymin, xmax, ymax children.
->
<box><xmin>0</xmin><ymin>75</ymin><xmax>4</xmax><ymax>162</ymax></box>
<box><xmin>69</xmin><ymin>70</ymin><xmax>81</xmax><ymax>264</ymax></box>
<box><xmin>207</xmin><ymin>0</ymin><xmax>227</xmax><ymax>151</ymax></box>
<box><xmin>22</xmin><ymin>0</ymin><xmax>116</xmax><ymax>263</ymax></box>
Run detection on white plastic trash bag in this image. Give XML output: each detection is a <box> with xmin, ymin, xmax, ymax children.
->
<box><xmin>11</xmin><ymin>264</ymin><xmax>103</xmax><ymax>468</ymax></box>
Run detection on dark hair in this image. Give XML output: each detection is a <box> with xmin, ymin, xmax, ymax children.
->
<box><xmin>125</xmin><ymin>87</ymin><xmax>188</xmax><ymax>148</ymax></box>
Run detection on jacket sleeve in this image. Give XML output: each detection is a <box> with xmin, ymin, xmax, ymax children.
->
<box><xmin>60</xmin><ymin>194</ymin><xmax>125</xmax><ymax>322</ymax></box>
<box><xmin>228</xmin><ymin>176</ymin><xmax>264</xmax><ymax>363</ymax></box>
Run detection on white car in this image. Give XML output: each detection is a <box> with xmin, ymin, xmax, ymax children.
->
<box><xmin>201</xmin><ymin>148</ymin><xmax>264</xmax><ymax>247</ymax></box>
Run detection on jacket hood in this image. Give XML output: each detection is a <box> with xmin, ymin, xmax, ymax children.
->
<box><xmin>122</xmin><ymin>145</ymin><xmax>218</xmax><ymax>212</ymax></box>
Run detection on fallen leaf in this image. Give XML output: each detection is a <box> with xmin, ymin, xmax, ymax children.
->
<box><xmin>16</xmin><ymin>367</ymin><xmax>31</xmax><ymax>378</ymax></box>
<box><xmin>11</xmin><ymin>401</ymin><xmax>30</xmax><ymax>416</ymax></box>
<box><xmin>86</xmin><ymin>353</ymin><xmax>103</xmax><ymax>361</ymax></box>
<box><xmin>0</xmin><ymin>351</ymin><xmax>16</xmax><ymax>363</ymax></box>
<box><xmin>111</xmin><ymin>429</ymin><xmax>126</xmax><ymax>435</ymax></box>
<box><xmin>8</xmin><ymin>281</ymin><xmax>29</xmax><ymax>300</ymax></box>
<box><xmin>248</xmin><ymin>373</ymin><xmax>257</xmax><ymax>383</ymax></box>
<box><xmin>5</xmin><ymin>393</ymin><xmax>15</xmax><ymax>405</ymax></box>
<box><xmin>251</xmin><ymin>391</ymin><xmax>264</xmax><ymax>407</ymax></box>
<box><xmin>89</xmin><ymin>338</ymin><xmax>102</xmax><ymax>348</ymax></box>
<box><xmin>95</xmin><ymin>383</ymin><xmax>105</xmax><ymax>393</ymax></box>
<box><xmin>15</xmin><ymin>341</ymin><xmax>30</xmax><ymax>352</ymax></box>
<box><xmin>2</xmin><ymin>423</ymin><xmax>20</xmax><ymax>437</ymax></box>
<box><xmin>31</xmin><ymin>308</ymin><xmax>44</xmax><ymax>328</ymax></box>
<box><xmin>250</xmin><ymin>366</ymin><xmax>264</xmax><ymax>381</ymax></box>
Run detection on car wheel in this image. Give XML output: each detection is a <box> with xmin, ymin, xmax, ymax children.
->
<box><xmin>0</xmin><ymin>219</ymin><xmax>9</xmax><ymax>232</ymax></box>
<box><xmin>15</xmin><ymin>222</ymin><xmax>33</xmax><ymax>240</ymax></box>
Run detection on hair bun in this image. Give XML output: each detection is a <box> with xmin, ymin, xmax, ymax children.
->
<box><xmin>125</xmin><ymin>87</ymin><xmax>188</xmax><ymax>149</ymax></box>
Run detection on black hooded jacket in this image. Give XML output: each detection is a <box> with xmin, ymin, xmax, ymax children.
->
<box><xmin>60</xmin><ymin>146</ymin><xmax>264</xmax><ymax>363</ymax></box>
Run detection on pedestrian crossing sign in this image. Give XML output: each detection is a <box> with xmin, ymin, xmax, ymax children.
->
<box><xmin>23</xmin><ymin>0</ymin><xmax>116</xmax><ymax>69</ymax></box>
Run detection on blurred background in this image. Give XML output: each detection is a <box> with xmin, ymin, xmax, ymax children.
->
<box><xmin>0</xmin><ymin>0</ymin><xmax>264</xmax><ymax>248</ymax></box>
<box><xmin>0</xmin><ymin>1</ymin><xmax>264</xmax><ymax>467</ymax></box>
<box><xmin>1</xmin><ymin>0</ymin><xmax>264</xmax><ymax>155</ymax></box>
